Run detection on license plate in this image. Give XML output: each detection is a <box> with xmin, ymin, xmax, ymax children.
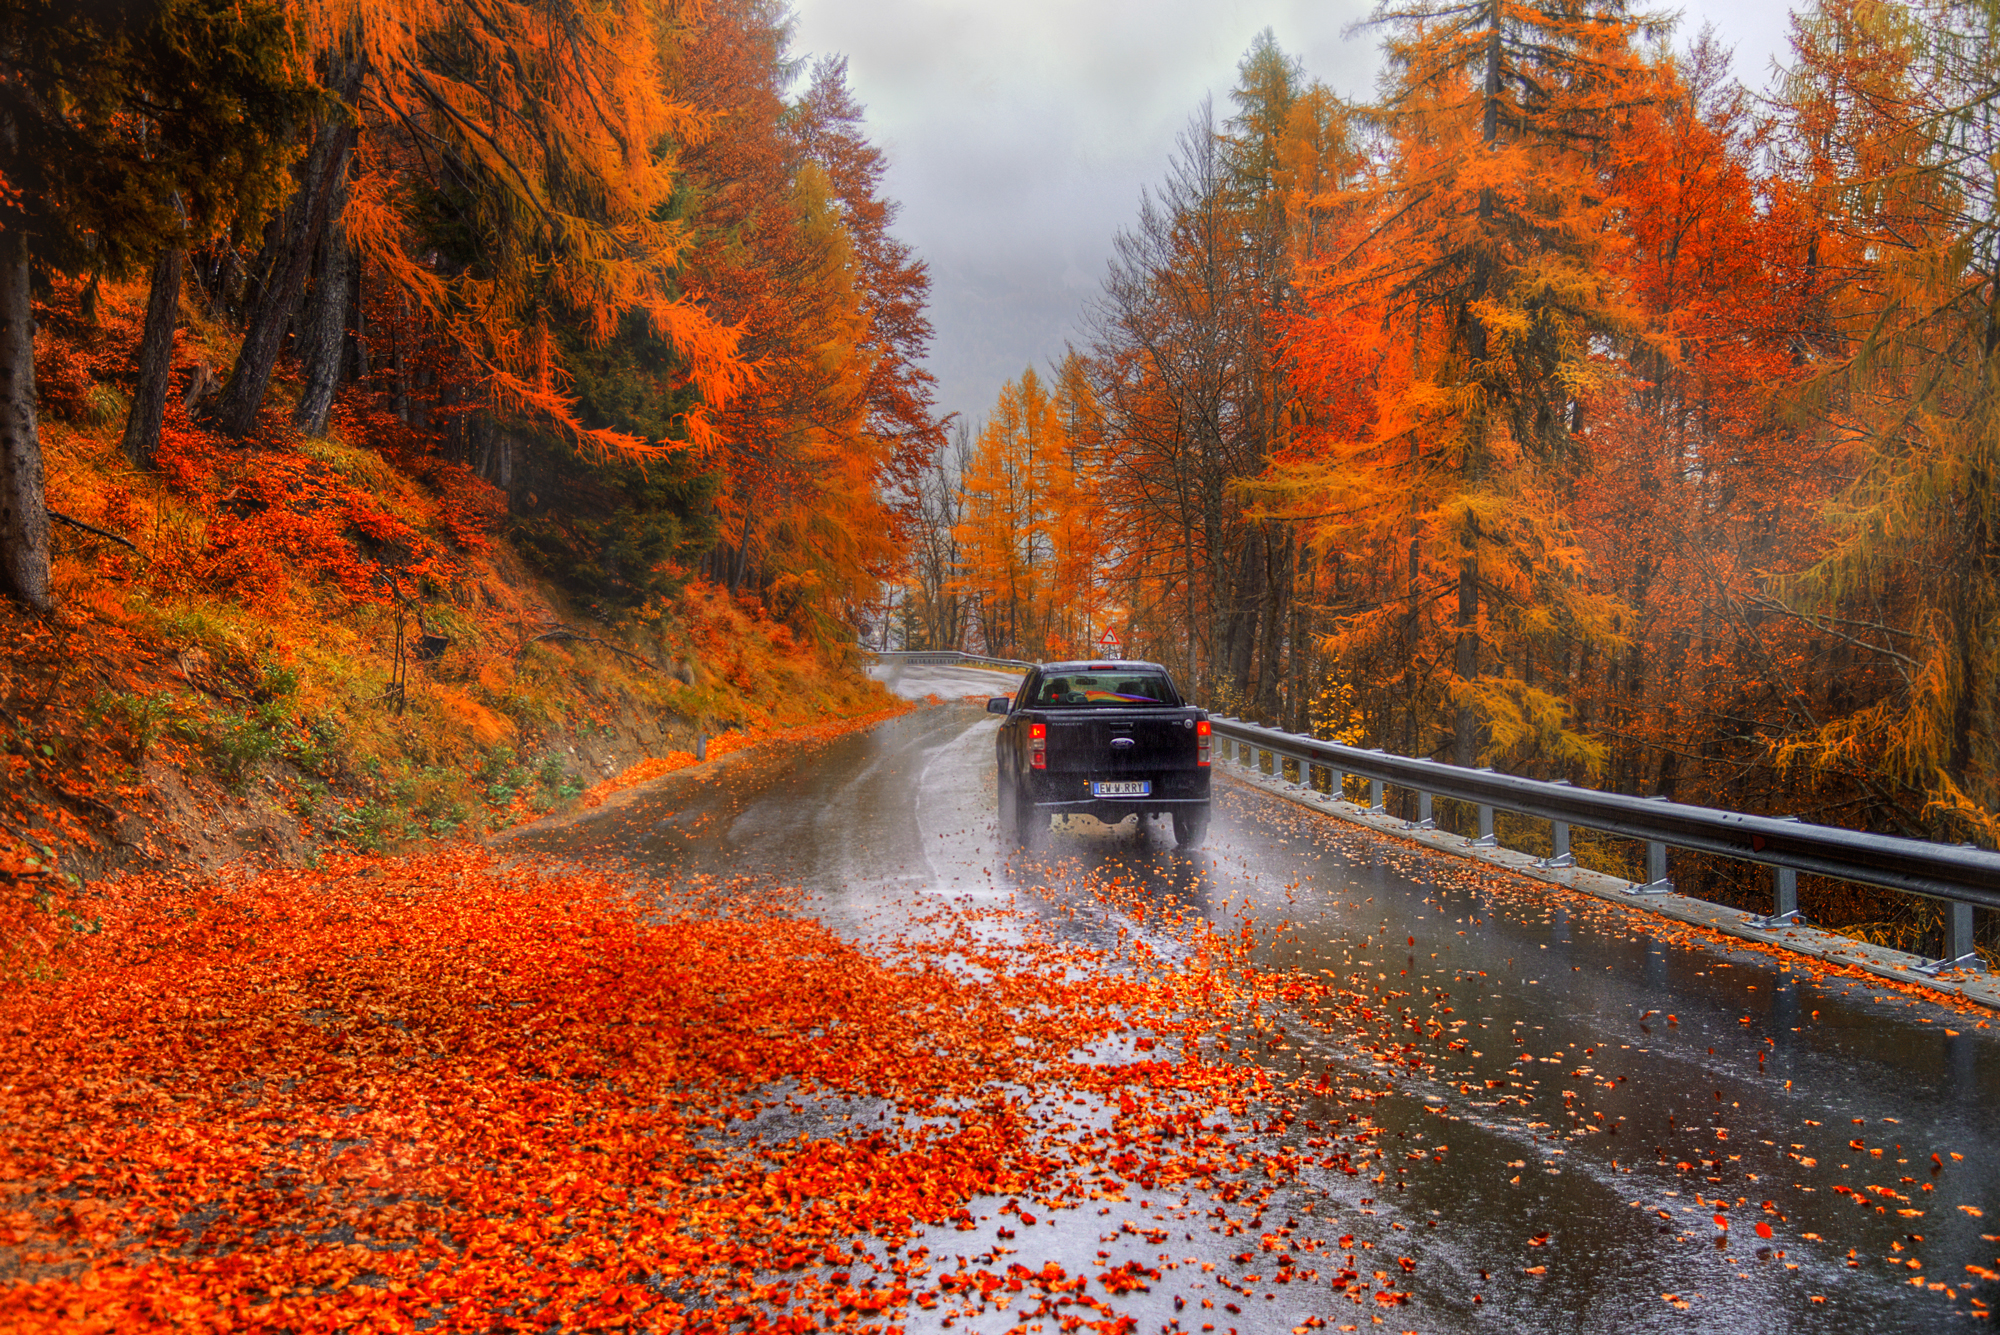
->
<box><xmin>1092</xmin><ymin>780</ymin><xmax>1151</xmax><ymax>797</ymax></box>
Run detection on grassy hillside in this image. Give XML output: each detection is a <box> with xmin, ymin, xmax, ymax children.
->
<box><xmin>2</xmin><ymin>276</ymin><xmax>901</xmax><ymax>932</ymax></box>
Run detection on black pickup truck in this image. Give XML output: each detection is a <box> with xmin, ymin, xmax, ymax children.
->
<box><xmin>985</xmin><ymin>660</ymin><xmax>1211</xmax><ymax>850</ymax></box>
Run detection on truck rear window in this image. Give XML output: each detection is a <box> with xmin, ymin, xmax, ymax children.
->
<box><xmin>1031</xmin><ymin>671</ymin><xmax>1179</xmax><ymax>707</ymax></box>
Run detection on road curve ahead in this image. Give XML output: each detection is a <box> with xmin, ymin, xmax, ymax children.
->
<box><xmin>512</xmin><ymin>678</ymin><xmax>1999</xmax><ymax>1335</ymax></box>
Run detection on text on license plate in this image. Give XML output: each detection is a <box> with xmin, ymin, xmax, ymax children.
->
<box><xmin>1092</xmin><ymin>780</ymin><xmax>1152</xmax><ymax>797</ymax></box>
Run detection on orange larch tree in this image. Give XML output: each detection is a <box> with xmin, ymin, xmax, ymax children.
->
<box><xmin>1253</xmin><ymin>0</ymin><xmax>1655</xmax><ymax>772</ymax></box>
<box><xmin>674</xmin><ymin>0</ymin><xmax>922</xmax><ymax>646</ymax></box>
<box><xmin>1569</xmin><ymin>32</ymin><xmax>1835</xmax><ymax>815</ymax></box>
<box><xmin>794</xmin><ymin>57</ymin><xmax>949</xmax><ymax>544</ymax></box>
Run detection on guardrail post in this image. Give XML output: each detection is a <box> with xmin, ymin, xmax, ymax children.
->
<box><xmin>696</xmin><ymin>733</ymin><xmax>707</xmax><ymax>762</ymax></box>
<box><xmin>1330</xmin><ymin>764</ymin><xmax>1344</xmax><ymax>803</ymax></box>
<box><xmin>1916</xmin><ymin>891</ymin><xmax>1982</xmax><ymax>975</ymax></box>
<box><xmin>1628</xmin><ymin>796</ymin><xmax>1675</xmax><ymax>894</ymax></box>
<box><xmin>1949</xmin><ymin>900</ymin><xmax>1977</xmax><ymax>968</ymax></box>
<box><xmin>1411</xmin><ymin>791</ymin><xmax>1435</xmax><ymax>831</ymax></box>
<box><xmin>1470</xmin><ymin>769</ymin><xmax>1499</xmax><ymax>848</ymax></box>
<box><xmin>1536</xmin><ymin>779</ymin><xmax>1576</xmax><ymax>869</ymax></box>
<box><xmin>1747</xmin><ymin>817</ymin><xmax>1803</xmax><ymax>928</ymax></box>
<box><xmin>1643</xmin><ymin>839</ymin><xmax>1671</xmax><ymax>889</ymax></box>
<box><xmin>1370</xmin><ymin>777</ymin><xmax>1386</xmax><ymax>814</ymax></box>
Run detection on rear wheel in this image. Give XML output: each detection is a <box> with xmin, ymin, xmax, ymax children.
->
<box><xmin>1015</xmin><ymin>784</ymin><xmax>1045</xmax><ymax>851</ymax></box>
<box><xmin>997</xmin><ymin>770</ymin><xmax>1018</xmax><ymax>841</ymax></box>
<box><xmin>1173</xmin><ymin>804</ymin><xmax>1210</xmax><ymax>849</ymax></box>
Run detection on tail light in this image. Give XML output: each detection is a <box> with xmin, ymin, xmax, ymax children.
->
<box><xmin>1029</xmin><ymin>722</ymin><xmax>1047</xmax><ymax>769</ymax></box>
<box><xmin>1196</xmin><ymin>719</ymin><xmax>1211</xmax><ymax>767</ymax></box>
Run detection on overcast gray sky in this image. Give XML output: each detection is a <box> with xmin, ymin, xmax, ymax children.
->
<box><xmin>787</xmin><ymin>0</ymin><xmax>1799</xmax><ymax>432</ymax></box>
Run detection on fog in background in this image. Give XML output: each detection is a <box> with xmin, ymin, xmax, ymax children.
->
<box><xmin>787</xmin><ymin>0</ymin><xmax>1798</xmax><ymax>430</ymax></box>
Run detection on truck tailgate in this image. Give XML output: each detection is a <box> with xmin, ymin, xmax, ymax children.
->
<box><xmin>1045</xmin><ymin>715</ymin><xmax>1192</xmax><ymax>774</ymax></box>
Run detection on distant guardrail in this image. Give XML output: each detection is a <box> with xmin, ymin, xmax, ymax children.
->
<box><xmin>1208</xmin><ymin>715</ymin><xmax>1998</xmax><ymax>975</ymax></box>
<box><xmin>868</xmin><ymin>649</ymin><xmax>1037</xmax><ymax>673</ymax></box>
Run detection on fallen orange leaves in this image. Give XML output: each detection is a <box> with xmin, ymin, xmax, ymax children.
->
<box><xmin>0</xmin><ymin>844</ymin><xmax>1300</xmax><ymax>1333</ymax></box>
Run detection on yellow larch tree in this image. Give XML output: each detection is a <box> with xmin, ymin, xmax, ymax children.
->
<box><xmin>952</xmin><ymin>366</ymin><xmax>1113</xmax><ymax>661</ymax></box>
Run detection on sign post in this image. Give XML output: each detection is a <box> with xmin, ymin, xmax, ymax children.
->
<box><xmin>1096</xmin><ymin>629</ymin><xmax>1122</xmax><ymax>660</ymax></box>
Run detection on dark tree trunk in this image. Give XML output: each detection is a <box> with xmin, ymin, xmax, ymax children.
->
<box><xmin>1255</xmin><ymin>525</ymin><xmax>1291</xmax><ymax>721</ymax></box>
<box><xmin>120</xmin><ymin>241</ymin><xmax>183</xmax><ymax>468</ymax></box>
<box><xmin>0</xmin><ymin>223</ymin><xmax>51</xmax><ymax>612</ymax></box>
<box><xmin>214</xmin><ymin>55</ymin><xmax>363</xmax><ymax>439</ymax></box>
<box><xmin>386</xmin><ymin>296</ymin><xmax>411</xmax><ymax>422</ymax></box>
<box><xmin>1449</xmin><ymin>0</ymin><xmax>1503</xmax><ymax>768</ymax></box>
<box><xmin>1454</xmin><ymin>556</ymin><xmax>1479</xmax><ymax>767</ymax></box>
<box><xmin>216</xmin><ymin>244</ymin><xmax>246</xmax><ymax>319</ymax></box>
<box><xmin>293</xmin><ymin>154</ymin><xmax>353</xmax><ymax>435</ymax></box>
<box><xmin>1222</xmin><ymin>533</ymin><xmax>1260</xmax><ymax>708</ymax></box>
<box><xmin>1403</xmin><ymin>437</ymin><xmax>1422</xmax><ymax>752</ymax></box>
<box><xmin>239</xmin><ymin>214</ymin><xmax>283</xmax><ymax>321</ymax></box>
<box><xmin>347</xmin><ymin>250</ymin><xmax>368</xmax><ymax>380</ymax></box>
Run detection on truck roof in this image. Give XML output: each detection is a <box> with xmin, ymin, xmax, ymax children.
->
<box><xmin>1036</xmin><ymin>659</ymin><xmax>1169</xmax><ymax>673</ymax></box>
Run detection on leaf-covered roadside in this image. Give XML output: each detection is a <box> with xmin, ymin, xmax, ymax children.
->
<box><xmin>0</xmin><ymin>847</ymin><xmax>1312</xmax><ymax>1333</ymax></box>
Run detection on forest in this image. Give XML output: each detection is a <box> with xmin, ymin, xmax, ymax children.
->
<box><xmin>909</xmin><ymin>0</ymin><xmax>2000</xmax><ymax>941</ymax></box>
<box><xmin>0</xmin><ymin>0</ymin><xmax>940</xmax><ymax>878</ymax></box>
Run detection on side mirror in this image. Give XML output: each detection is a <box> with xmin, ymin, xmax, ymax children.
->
<box><xmin>986</xmin><ymin>696</ymin><xmax>1012</xmax><ymax>715</ymax></box>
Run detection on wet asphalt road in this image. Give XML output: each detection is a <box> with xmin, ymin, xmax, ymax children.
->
<box><xmin>513</xmin><ymin>665</ymin><xmax>2000</xmax><ymax>1333</ymax></box>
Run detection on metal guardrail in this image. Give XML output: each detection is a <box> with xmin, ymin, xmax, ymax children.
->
<box><xmin>1209</xmin><ymin>715</ymin><xmax>1998</xmax><ymax>974</ymax></box>
<box><xmin>869</xmin><ymin>649</ymin><xmax>1037</xmax><ymax>672</ymax></box>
